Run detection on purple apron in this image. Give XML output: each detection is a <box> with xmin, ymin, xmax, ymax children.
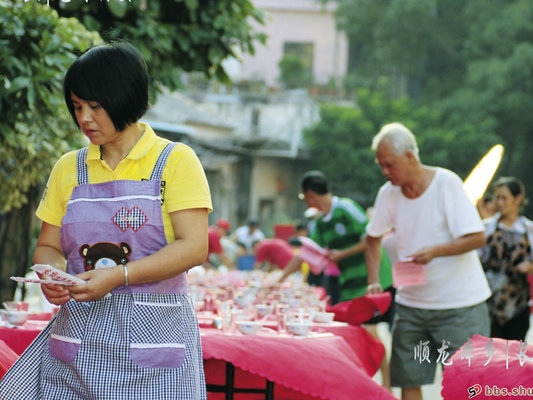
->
<box><xmin>0</xmin><ymin>144</ymin><xmax>207</xmax><ymax>399</ymax></box>
<box><xmin>61</xmin><ymin>144</ymin><xmax>188</xmax><ymax>295</ymax></box>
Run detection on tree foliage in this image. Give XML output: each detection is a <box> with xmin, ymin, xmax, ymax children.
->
<box><xmin>0</xmin><ymin>1</ymin><xmax>101</xmax><ymax>211</ymax></box>
<box><xmin>0</xmin><ymin>0</ymin><xmax>266</xmax><ymax>300</ymax></box>
<box><xmin>278</xmin><ymin>55</ymin><xmax>313</xmax><ymax>89</ymax></box>
<box><xmin>0</xmin><ymin>1</ymin><xmax>101</xmax><ymax>300</ymax></box>
<box><xmin>303</xmin><ymin>81</ymin><xmax>500</xmax><ymax>207</ymax></box>
<box><xmin>310</xmin><ymin>0</ymin><xmax>533</xmax><ymax>210</ymax></box>
<box><xmin>48</xmin><ymin>0</ymin><xmax>266</xmax><ymax>93</ymax></box>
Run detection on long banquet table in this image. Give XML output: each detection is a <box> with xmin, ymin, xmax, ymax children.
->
<box><xmin>201</xmin><ymin>323</ymin><xmax>393</xmax><ymax>399</ymax></box>
<box><xmin>0</xmin><ymin>317</ymin><xmax>395</xmax><ymax>400</ymax></box>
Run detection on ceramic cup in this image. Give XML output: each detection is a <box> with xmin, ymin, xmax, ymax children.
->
<box><xmin>313</xmin><ymin>311</ymin><xmax>335</xmax><ymax>324</ymax></box>
<box><xmin>287</xmin><ymin>321</ymin><xmax>312</xmax><ymax>336</ymax></box>
<box><xmin>0</xmin><ymin>309</ymin><xmax>29</xmax><ymax>326</ymax></box>
<box><xmin>236</xmin><ymin>321</ymin><xmax>263</xmax><ymax>335</ymax></box>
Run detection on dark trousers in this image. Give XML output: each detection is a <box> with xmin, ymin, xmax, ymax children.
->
<box><xmin>491</xmin><ymin>306</ymin><xmax>531</xmax><ymax>341</ymax></box>
<box><xmin>306</xmin><ymin>272</ymin><xmax>340</xmax><ymax>305</ymax></box>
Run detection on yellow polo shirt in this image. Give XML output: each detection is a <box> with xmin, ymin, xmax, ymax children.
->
<box><xmin>36</xmin><ymin>123</ymin><xmax>212</xmax><ymax>243</ymax></box>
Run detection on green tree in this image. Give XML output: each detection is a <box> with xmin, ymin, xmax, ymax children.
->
<box><xmin>455</xmin><ymin>1</ymin><xmax>533</xmax><ymax>188</ymax></box>
<box><xmin>334</xmin><ymin>0</ymin><xmax>471</xmax><ymax>100</ymax></box>
<box><xmin>303</xmin><ymin>82</ymin><xmax>500</xmax><ymax>207</ymax></box>
<box><xmin>0</xmin><ymin>1</ymin><xmax>101</xmax><ymax>299</ymax></box>
<box><xmin>48</xmin><ymin>0</ymin><xmax>266</xmax><ymax>92</ymax></box>
<box><xmin>323</xmin><ymin>0</ymin><xmax>533</xmax><ymax>212</ymax></box>
<box><xmin>278</xmin><ymin>54</ymin><xmax>313</xmax><ymax>89</ymax></box>
<box><xmin>0</xmin><ymin>0</ymin><xmax>266</xmax><ymax>301</ymax></box>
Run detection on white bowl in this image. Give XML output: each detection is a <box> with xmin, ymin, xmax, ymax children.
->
<box><xmin>254</xmin><ymin>304</ymin><xmax>273</xmax><ymax>318</ymax></box>
<box><xmin>287</xmin><ymin>321</ymin><xmax>312</xmax><ymax>336</ymax></box>
<box><xmin>313</xmin><ymin>312</ymin><xmax>335</xmax><ymax>324</ymax></box>
<box><xmin>1</xmin><ymin>310</ymin><xmax>29</xmax><ymax>326</ymax></box>
<box><xmin>235</xmin><ymin>293</ymin><xmax>255</xmax><ymax>307</ymax></box>
<box><xmin>285</xmin><ymin>297</ymin><xmax>303</xmax><ymax>307</ymax></box>
<box><xmin>236</xmin><ymin>321</ymin><xmax>263</xmax><ymax>335</ymax></box>
<box><xmin>2</xmin><ymin>301</ymin><xmax>29</xmax><ymax>311</ymax></box>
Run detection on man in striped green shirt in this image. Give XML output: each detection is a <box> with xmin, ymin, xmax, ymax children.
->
<box><xmin>300</xmin><ymin>170</ymin><xmax>392</xmax><ymax>305</ymax></box>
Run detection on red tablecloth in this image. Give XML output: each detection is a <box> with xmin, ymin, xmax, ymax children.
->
<box><xmin>441</xmin><ymin>334</ymin><xmax>533</xmax><ymax>400</ymax></box>
<box><xmin>202</xmin><ymin>327</ymin><xmax>394</xmax><ymax>400</ymax></box>
<box><xmin>314</xmin><ymin>324</ymin><xmax>383</xmax><ymax>376</ymax></box>
<box><xmin>0</xmin><ymin>320</ymin><xmax>393</xmax><ymax>400</ymax></box>
<box><xmin>327</xmin><ymin>292</ymin><xmax>392</xmax><ymax>325</ymax></box>
<box><xmin>0</xmin><ymin>340</ymin><xmax>18</xmax><ymax>379</ymax></box>
<box><xmin>0</xmin><ymin>320</ymin><xmax>49</xmax><ymax>355</ymax></box>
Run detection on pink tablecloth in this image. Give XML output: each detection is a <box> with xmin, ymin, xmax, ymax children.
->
<box><xmin>327</xmin><ymin>292</ymin><xmax>392</xmax><ymax>326</ymax></box>
<box><xmin>442</xmin><ymin>334</ymin><xmax>533</xmax><ymax>400</ymax></box>
<box><xmin>202</xmin><ymin>327</ymin><xmax>394</xmax><ymax>400</ymax></box>
<box><xmin>0</xmin><ymin>340</ymin><xmax>18</xmax><ymax>379</ymax></box>
<box><xmin>0</xmin><ymin>320</ymin><xmax>49</xmax><ymax>355</ymax></box>
<box><xmin>0</xmin><ymin>320</ymin><xmax>393</xmax><ymax>400</ymax></box>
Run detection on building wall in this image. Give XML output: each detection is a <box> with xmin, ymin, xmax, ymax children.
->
<box><xmin>247</xmin><ymin>157</ymin><xmax>311</xmax><ymax>236</ymax></box>
<box><xmin>235</xmin><ymin>0</ymin><xmax>348</xmax><ymax>88</ymax></box>
<box><xmin>206</xmin><ymin>162</ymin><xmax>238</xmax><ymax>226</ymax></box>
<box><xmin>151</xmin><ymin>90</ymin><xmax>317</xmax><ymax>234</ymax></box>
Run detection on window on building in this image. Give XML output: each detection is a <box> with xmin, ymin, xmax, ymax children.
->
<box><xmin>280</xmin><ymin>42</ymin><xmax>314</xmax><ymax>88</ymax></box>
<box><xmin>283</xmin><ymin>42</ymin><xmax>314</xmax><ymax>70</ymax></box>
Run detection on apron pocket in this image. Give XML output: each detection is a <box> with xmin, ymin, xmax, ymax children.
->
<box><xmin>130</xmin><ymin>343</ymin><xmax>185</xmax><ymax>368</ymax></box>
<box><xmin>49</xmin><ymin>333</ymin><xmax>82</xmax><ymax>362</ymax></box>
<box><xmin>130</xmin><ymin>296</ymin><xmax>187</xmax><ymax>369</ymax></box>
<box><xmin>49</xmin><ymin>300</ymin><xmax>89</xmax><ymax>362</ymax></box>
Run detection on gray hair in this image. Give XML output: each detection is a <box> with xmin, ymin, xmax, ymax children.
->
<box><xmin>371</xmin><ymin>122</ymin><xmax>420</xmax><ymax>161</ymax></box>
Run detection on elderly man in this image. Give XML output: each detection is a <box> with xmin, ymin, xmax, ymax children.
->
<box><xmin>365</xmin><ymin>122</ymin><xmax>491</xmax><ymax>400</ymax></box>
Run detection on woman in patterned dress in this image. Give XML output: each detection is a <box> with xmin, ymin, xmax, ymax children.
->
<box><xmin>0</xmin><ymin>41</ymin><xmax>211</xmax><ymax>399</ymax></box>
<box><xmin>479</xmin><ymin>177</ymin><xmax>533</xmax><ymax>340</ymax></box>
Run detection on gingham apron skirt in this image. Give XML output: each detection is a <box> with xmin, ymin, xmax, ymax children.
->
<box><xmin>0</xmin><ymin>144</ymin><xmax>207</xmax><ymax>399</ymax></box>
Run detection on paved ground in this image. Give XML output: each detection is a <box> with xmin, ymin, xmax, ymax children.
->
<box><xmin>372</xmin><ymin>314</ymin><xmax>533</xmax><ymax>400</ymax></box>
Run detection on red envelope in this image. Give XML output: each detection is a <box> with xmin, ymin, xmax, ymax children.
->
<box><xmin>392</xmin><ymin>261</ymin><xmax>427</xmax><ymax>288</ymax></box>
<box><xmin>298</xmin><ymin>237</ymin><xmax>339</xmax><ymax>276</ymax></box>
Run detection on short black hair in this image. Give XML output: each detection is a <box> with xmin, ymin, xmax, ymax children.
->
<box><xmin>288</xmin><ymin>237</ymin><xmax>302</xmax><ymax>247</ymax></box>
<box><xmin>295</xmin><ymin>222</ymin><xmax>307</xmax><ymax>231</ymax></box>
<box><xmin>493</xmin><ymin>176</ymin><xmax>525</xmax><ymax>199</ymax></box>
<box><xmin>301</xmin><ymin>170</ymin><xmax>329</xmax><ymax>195</ymax></box>
<box><xmin>63</xmin><ymin>41</ymin><xmax>149</xmax><ymax>132</ymax></box>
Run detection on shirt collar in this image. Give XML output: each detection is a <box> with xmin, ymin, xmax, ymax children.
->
<box><xmin>322</xmin><ymin>196</ymin><xmax>338</xmax><ymax>222</ymax></box>
<box><xmin>86</xmin><ymin>122</ymin><xmax>157</xmax><ymax>161</ymax></box>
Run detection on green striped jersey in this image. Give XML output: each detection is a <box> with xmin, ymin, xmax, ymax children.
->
<box><xmin>310</xmin><ymin>196</ymin><xmax>392</xmax><ymax>301</ymax></box>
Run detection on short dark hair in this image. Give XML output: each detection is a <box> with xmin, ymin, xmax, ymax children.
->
<box><xmin>295</xmin><ymin>222</ymin><xmax>307</xmax><ymax>231</ymax></box>
<box><xmin>301</xmin><ymin>170</ymin><xmax>329</xmax><ymax>195</ymax></box>
<box><xmin>288</xmin><ymin>237</ymin><xmax>302</xmax><ymax>247</ymax></box>
<box><xmin>63</xmin><ymin>41</ymin><xmax>149</xmax><ymax>132</ymax></box>
<box><xmin>493</xmin><ymin>176</ymin><xmax>525</xmax><ymax>199</ymax></box>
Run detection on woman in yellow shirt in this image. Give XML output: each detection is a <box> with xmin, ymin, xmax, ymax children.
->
<box><xmin>0</xmin><ymin>41</ymin><xmax>211</xmax><ymax>399</ymax></box>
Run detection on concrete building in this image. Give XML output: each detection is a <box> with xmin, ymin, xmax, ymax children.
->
<box><xmin>145</xmin><ymin>0</ymin><xmax>349</xmax><ymax>235</ymax></box>
<box><xmin>228</xmin><ymin>0</ymin><xmax>348</xmax><ymax>89</ymax></box>
<box><xmin>144</xmin><ymin>90</ymin><xmax>316</xmax><ymax>236</ymax></box>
